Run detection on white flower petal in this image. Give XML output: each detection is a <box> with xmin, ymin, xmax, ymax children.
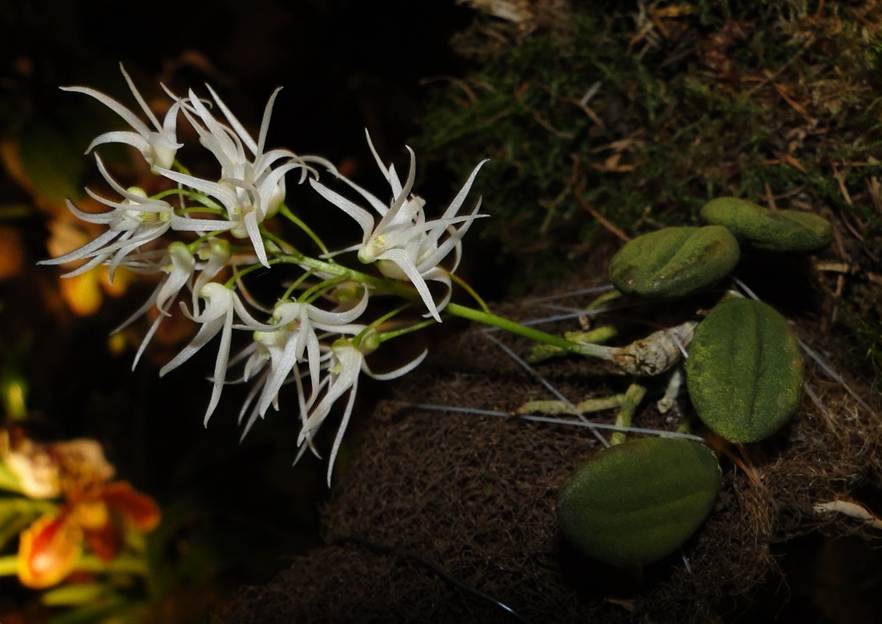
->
<box><xmin>306</xmin><ymin>288</ymin><xmax>369</xmax><ymax>325</ymax></box>
<box><xmin>377</xmin><ymin>248</ymin><xmax>441</xmax><ymax>322</ymax></box>
<box><xmin>170</xmin><ymin>215</ymin><xmax>237</xmax><ymax>232</ymax></box>
<box><xmin>86</xmin><ymin>130</ymin><xmax>151</xmax><ymax>159</ymax></box>
<box><xmin>154</xmin><ymin>167</ymin><xmax>239</xmax><ymax>213</ymax></box>
<box><xmin>439</xmin><ymin>158</ymin><xmax>489</xmax><ymax>222</ymax></box>
<box><xmin>38</xmin><ymin>228</ymin><xmax>120</xmax><ymax>266</ymax></box>
<box><xmin>309</xmin><ymin>178</ymin><xmax>375</xmax><ymax>240</ymax></box>
<box><xmin>205</xmin><ymin>83</ymin><xmax>258</xmax><ymax>155</ymax></box>
<box><xmin>118</xmin><ymin>63</ymin><xmax>162</xmax><ymax>130</ymax></box>
<box><xmin>60</xmin><ymin>85</ymin><xmax>151</xmax><ymax>137</ymax></box>
<box><xmin>363</xmin><ymin>348</ymin><xmax>428</xmax><ymax>381</ymax></box>
<box><xmin>204</xmin><ymin>306</ymin><xmax>234</xmax><ymax>425</ymax></box>
<box><xmin>243</xmin><ymin>210</ymin><xmax>269</xmax><ymax>267</ymax></box>
<box><xmin>326</xmin><ymin>374</ymin><xmax>358</xmax><ymax>486</ymax></box>
<box><xmin>374</xmin><ymin>146</ymin><xmax>416</xmax><ymax>232</ymax></box>
<box><xmin>257</xmin><ymin>87</ymin><xmax>283</xmax><ymax>156</ymax></box>
<box><xmin>159</xmin><ymin>315</ymin><xmax>225</xmax><ymax>377</ymax></box>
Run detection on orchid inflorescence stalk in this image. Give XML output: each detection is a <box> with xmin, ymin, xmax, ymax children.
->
<box><xmin>41</xmin><ymin>65</ymin><xmax>627</xmax><ymax>484</ymax></box>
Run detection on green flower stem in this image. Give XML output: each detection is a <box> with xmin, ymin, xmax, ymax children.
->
<box><xmin>225</xmin><ymin>263</ymin><xmax>272</xmax><ymax>288</ymax></box>
<box><xmin>279</xmin><ymin>205</ymin><xmax>330</xmax><ymax>256</ymax></box>
<box><xmin>260</xmin><ymin>226</ymin><xmax>299</xmax><ymax>255</ymax></box>
<box><xmin>0</xmin><ymin>554</ymin><xmax>147</xmax><ymax>578</ymax></box>
<box><xmin>565</xmin><ymin>325</ymin><xmax>618</xmax><ymax>345</ymax></box>
<box><xmin>0</xmin><ymin>555</ymin><xmax>16</xmax><ymax>575</ymax></box>
<box><xmin>0</xmin><ymin>462</ymin><xmax>23</xmax><ymax>493</ymax></box>
<box><xmin>300</xmin><ymin>276</ymin><xmax>347</xmax><ymax>304</ymax></box>
<box><xmin>186</xmin><ymin>234</ymin><xmax>216</xmax><ymax>253</ymax></box>
<box><xmin>276</xmin><ymin>255</ymin><xmax>411</xmax><ymax>297</ymax></box>
<box><xmin>273</xmin><ymin>253</ymin><xmax>617</xmax><ymax>359</ymax></box>
<box><xmin>76</xmin><ymin>554</ymin><xmax>147</xmax><ymax>576</ymax></box>
<box><xmin>151</xmin><ymin>188</ymin><xmax>220</xmax><ymax>210</ymax></box>
<box><xmin>281</xmin><ymin>271</ymin><xmax>314</xmax><ymax>301</ymax></box>
<box><xmin>449</xmin><ymin>272</ymin><xmax>489</xmax><ymax>312</ymax></box>
<box><xmin>527</xmin><ymin>325</ymin><xmax>618</xmax><ymax>364</ymax></box>
<box><xmin>378</xmin><ymin>320</ymin><xmax>435</xmax><ymax>343</ymax></box>
<box><xmin>586</xmin><ymin>288</ymin><xmax>622</xmax><ymax>312</ymax></box>
<box><xmin>41</xmin><ymin>582</ymin><xmax>107</xmax><ymax>606</ymax></box>
<box><xmin>610</xmin><ymin>384</ymin><xmax>647</xmax><ymax>446</ymax></box>
<box><xmin>444</xmin><ymin>303</ymin><xmax>615</xmax><ymax>360</ymax></box>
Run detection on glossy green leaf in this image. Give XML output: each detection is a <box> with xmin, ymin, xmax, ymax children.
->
<box><xmin>557</xmin><ymin>437</ymin><xmax>721</xmax><ymax>567</ymax></box>
<box><xmin>608</xmin><ymin>226</ymin><xmax>740</xmax><ymax>299</ymax></box>
<box><xmin>686</xmin><ymin>298</ymin><xmax>804</xmax><ymax>442</ymax></box>
<box><xmin>701</xmin><ymin>197</ymin><xmax>832</xmax><ymax>252</ymax></box>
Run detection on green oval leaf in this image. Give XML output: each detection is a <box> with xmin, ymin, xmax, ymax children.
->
<box><xmin>686</xmin><ymin>298</ymin><xmax>804</xmax><ymax>442</ymax></box>
<box><xmin>557</xmin><ymin>437</ymin><xmax>721</xmax><ymax>567</ymax></box>
<box><xmin>701</xmin><ymin>197</ymin><xmax>832</xmax><ymax>252</ymax></box>
<box><xmin>608</xmin><ymin>226</ymin><xmax>740</xmax><ymax>299</ymax></box>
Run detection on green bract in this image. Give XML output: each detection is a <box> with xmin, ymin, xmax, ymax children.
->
<box><xmin>686</xmin><ymin>298</ymin><xmax>804</xmax><ymax>442</ymax></box>
<box><xmin>608</xmin><ymin>226</ymin><xmax>740</xmax><ymax>299</ymax></box>
<box><xmin>701</xmin><ymin>197</ymin><xmax>832</xmax><ymax>252</ymax></box>
<box><xmin>557</xmin><ymin>438</ymin><xmax>721</xmax><ymax>567</ymax></box>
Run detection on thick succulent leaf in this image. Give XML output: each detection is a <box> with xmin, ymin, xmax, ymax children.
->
<box><xmin>557</xmin><ymin>437</ymin><xmax>721</xmax><ymax>567</ymax></box>
<box><xmin>701</xmin><ymin>197</ymin><xmax>832</xmax><ymax>252</ymax></box>
<box><xmin>686</xmin><ymin>298</ymin><xmax>804</xmax><ymax>442</ymax></box>
<box><xmin>608</xmin><ymin>226</ymin><xmax>739</xmax><ymax>299</ymax></box>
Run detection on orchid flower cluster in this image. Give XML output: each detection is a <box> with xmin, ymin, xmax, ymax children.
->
<box><xmin>42</xmin><ymin>65</ymin><xmax>492</xmax><ymax>483</ymax></box>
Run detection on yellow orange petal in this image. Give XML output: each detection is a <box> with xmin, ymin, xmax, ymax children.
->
<box><xmin>101</xmin><ymin>482</ymin><xmax>160</xmax><ymax>532</ymax></box>
<box><xmin>99</xmin><ymin>265</ymin><xmax>132</xmax><ymax>299</ymax></box>
<box><xmin>70</xmin><ymin>499</ymin><xmax>109</xmax><ymax>531</ymax></box>
<box><xmin>17</xmin><ymin>513</ymin><xmax>83</xmax><ymax>589</ymax></box>
<box><xmin>59</xmin><ymin>270</ymin><xmax>102</xmax><ymax>317</ymax></box>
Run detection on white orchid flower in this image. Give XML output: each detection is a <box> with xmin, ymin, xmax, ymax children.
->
<box><xmin>310</xmin><ymin>131</ymin><xmax>488</xmax><ymax>321</ymax></box>
<box><xmin>39</xmin><ymin>153</ymin><xmax>234</xmax><ymax>280</ymax></box>
<box><xmin>183</xmin><ymin>85</ymin><xmax>299</xmax><ymax>216</ymax></box>
<box><xmin>61</xmin><ymin>63</ymin><xmax>182</xmax><ymax>169</ymax></box>
<box><xmin>234</xmin><ymin>289</ymin><xmax>369</xmax><ymax>441</ymax></box>
<box><xmin>113</xmin><ymin>242</ymin><xmax>196</xmax><ymax>369</ymax></box>
<box><xmin>159</xmin><ymin>283</ymin><xmax>269</xmax><ymax>426</ymax></box>
<box><xmin>154</xmin><ymin>86</ymin><xmax>305</xmax><ymax>268</ymax></box>
<box><xmin>39</xmin><ymin>155</ymin><xmax>175</xmax><ymax>279</ymax></box>
<box><xmin>299</xmin><ymin>338</ymin><xmax>427</xmax><ymax>485</ymax></box>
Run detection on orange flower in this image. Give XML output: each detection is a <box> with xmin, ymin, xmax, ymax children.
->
<box><xmin>73</xmin><ymin>481</ymin><xmax>160</xmax><ymax>562</ymax></box>
<box><xmin>16</xmin><ymin>481</ymin><xmax>160</xmax><ymax>589</ymax></box>
<box><xmin>17</xmin><ymin>512</ymin><xmax>83</xmax><ymax>589</ymax></box>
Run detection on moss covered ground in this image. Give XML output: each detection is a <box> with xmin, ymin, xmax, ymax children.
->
<box><xmin>416</xmin><ymin>0</ymin><xmax>882</xmax><ymax>381</ymax></box>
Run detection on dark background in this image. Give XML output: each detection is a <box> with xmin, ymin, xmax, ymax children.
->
<box><xmin>3</xmin><ymin>1</ymin><xmax>882</xmax><ymax>622</ymax></box>
<box><xmin>0</xmin><ymin>0</ymin><xmax>478</xmax><ymax>617</ymax></box>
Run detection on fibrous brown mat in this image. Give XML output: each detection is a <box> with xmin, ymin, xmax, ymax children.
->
<box><xmin>216</xmin><ymin>292</ymin><xmax>882</xmax><ymax>624</ymax></box>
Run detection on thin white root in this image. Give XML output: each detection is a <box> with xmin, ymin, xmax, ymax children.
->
<box><xmin>657</xmin><ymin>367</ymin><xmax>684</xmax><ymax>414</ymax></box>
<box><xmin>516</xmin><ymin>394</ymin><xmax>625</xmax><ymax>416</ymax></box>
